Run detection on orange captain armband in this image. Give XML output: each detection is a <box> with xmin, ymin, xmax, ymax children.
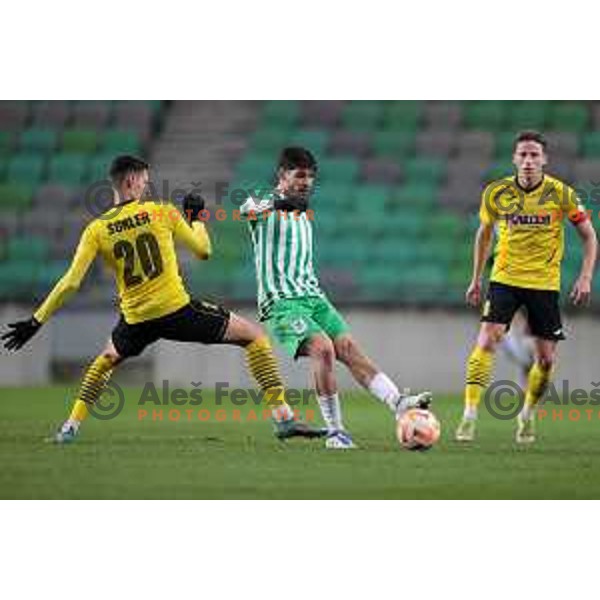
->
<box><xmin>568</xmin><ymin>209</ymin><xmax>591</xmax><ymax>224</ymax></box>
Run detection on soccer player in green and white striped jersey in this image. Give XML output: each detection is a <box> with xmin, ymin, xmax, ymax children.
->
<box><xmin>240</xmin><ymin>147</ymin><xmax>432</xmax><ymax>449</ymax></box>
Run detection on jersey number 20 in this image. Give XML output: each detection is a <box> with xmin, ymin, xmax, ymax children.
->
<box><xmin>113</xmin><ymin>233</ymin><xmax>164</xmax><ymax>288</ymax></box>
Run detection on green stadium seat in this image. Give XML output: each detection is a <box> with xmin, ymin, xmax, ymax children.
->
<box><xmin>495</xmin><ymin>131</ymin><xmax>517</xmax><ymax>158</ymax></box>
<box><xmin>48</xmin><ymin>154</ymin><xmax>88</xmax><ymax>185</ymax></box>
<box><xmin>102</xmin><ymin>130</ymin><xmax>142</xmax><ymax>154</ymax></box>
<box><xmin>0</xmin><ymin>183</ymin><xmax>34</xmax><ymax>212</ymax></box>
<box><xmin>351</xmin><ymin>185</ymin><xmax>390</xmax><ymax>215</ymax></box>
<box><xmin>248</xmin><ymin>128</ymin><xmax>290</xmax><ymax>155</ymax></box>
<box><xmin>35</xmin><ymin>260</ymin><xmax>69</xmax><ymax>288</ymax></box>
<box><xmin>7</xmin><ymin>154</ymin><xmax>45</xmax><ymax>184</ymax></box>
<box><xmin>313</xmin><ymin>183</ymin><xmax>354</xmax><ymax>210</ymax></box>
<box><xmin>382</xmin><ymin>101</ymin><xmax>421</xmax><ymax>131</ymax></box>
<box><xmin>88</xmin><ymin>154</ymin><xmax>114</xmax><ymax>183</ymax></box>
<box><xmin>319</xmin><ymin>157</ymin><xmax>360</xmax><ymax>184</ymax></box>
<box><xmin>404</xmin><ymin>157</ymin><xmax>445</xmax><ymax>185</ymax></box>
<box><xmin>261</xmin><ymin>101</ymin><xmax>299</xmax><ymax>127</ymax></box>
<box><xmin>287</xmin><ymin>129</ymin><xmax>330</xmax><ymax>157</ymax></box>
<box><xmin>428</xmin><ymin>213</ymin><xmax>464</xmax><ymax>239</ymax></box>
<box><xmin>19</xmin><ymin>128</ymin><xmax>57</xmax><ymax>154</ymax></box>
<box><xmin>0</xmin><ymin>132</ymin><xmax>13</xmax><ymax>158</ymax></box>
<box><xmin>372</xmin><ymin>131</ymin><xmax>415</xmax><ymax>158</ymax></box>
<box><xmin>581</xmin><ymin>132</ymin><xmax>600</xmax><ymax>157</ymax></box>
<box><xmin>62</xmin><ymin>129</ymin><xmax>98</xmax><ymax>154</ymax></box>
<box><xmin>483</xmin><ymin>162</ymin><xmax>514</xmax><ymax>183</ymax></box>
<box><xmin>392</xmin><ymin>183</ymin><xmax>439</xmax><ymax>210</ymax></box>
<box><xmin>234</xmin><ymin>155</ymin><xmax>275</xmax><ymax>185</ymax></box>
<box><xmin>8</xmin><ymin>236</ymin><xmax>48</xmax><ymax>261</ymax></box>
<box><xmin>341</xmin><ymin>101</ymin><xmax>383</xmax><ymax>131</ymax></box>
<box><xmin>465</xmin><ymin>101</ymin><xmax>506</xmax><ymax>131</ymax></box>
<box><xmin>507</xmin><ymin>102</ymin><xmax>548</xmax><ymax>129</ymax></box>
<box><xmin>549</xmin><ymin>103</ymin><xmax>588</xmax><ymax>132</ymax></box>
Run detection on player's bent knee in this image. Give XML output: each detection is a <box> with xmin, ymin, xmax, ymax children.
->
<box><xmin>334</xmin><ymin>335</ymin><xmax>357</xmax><ymax>364</ymax></box>
<box><xmin>308</xmin><ymin>337</ymin><xmax>336</xmax><ymax>370</ymax></box>
<box><xmin>477</xmin><ymin>324</ymin><xmax>505</xmax><ymax>351</ymax></box>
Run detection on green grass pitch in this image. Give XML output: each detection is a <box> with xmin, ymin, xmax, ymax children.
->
<box><xmin>1</xmin><ymin>386</ymin><xmax>599</xmax><ymax>499</ymax></box>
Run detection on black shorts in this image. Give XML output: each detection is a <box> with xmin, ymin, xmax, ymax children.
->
<box><xmin>112</xmin><ymin>299</ymin><xmax>231</xmax><ymax>358</ymax></box>
<box><xmin>481</xmin><ymin>281</ymin><xmax>565</xmax><ymax>341</ymax></box>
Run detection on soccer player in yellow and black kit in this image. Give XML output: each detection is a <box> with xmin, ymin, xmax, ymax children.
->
<box><xmin>456</xmin><ymin>130</ymin><xmax>598</xmax><ymax>444</ymax></box>
<box><xmin>1</xmin><ymin>155</ymin><xmax>324</xmax><ymax>443</ymax></box>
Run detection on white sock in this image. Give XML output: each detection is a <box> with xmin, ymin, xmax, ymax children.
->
<box><xmin>368</xmin><ymin>372</ymin><xmax>400</xmax><ymax>412</ymax></box>
<box><xmin>271</xmin><ymin>402</ymin><xmax>294</xmax><ymax>422</ymax></box>
<box><xmin>63</xmin><ymin>418</ymin><xmax>80</xmax><ymax>432</ymax></box>
<box><xmin>318</xmin><ymin>393</ymin><xmax>343</xmax><ymax>431</ymax></box>
<box><xmin>520</xmin><ymin>405</ymin><xmax>533</xmax><ymax>422</ymax></box>
<box><xmin>463</xmin><ymin>406</ymin><xmax>478</xmax><ymax>421</ymax></box>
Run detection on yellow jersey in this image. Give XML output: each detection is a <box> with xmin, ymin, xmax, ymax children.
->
<box><xmin>34</xmin><ymin>199</ymin><xmax>211</xmax><ymax>324</ymax></box>
<box><xmin>479</xmin><ymin>174</ymin><xmax>586</xmax><ymax>291</ymax></box>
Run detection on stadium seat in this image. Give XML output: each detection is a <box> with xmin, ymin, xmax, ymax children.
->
<box><xmin>300</xmin><ymin>100</ymin><xmax>344</xmax><ymax>128</ymax></box>
<box><xmin>72</xmin><ymin>101</ymin><xmax>113</xmax><ymax>129</ymax></box>
<box><xmin>7</xmin><ymin>154</ymin><xmax>45</xmax><ymax>184</ymax></box>
<box><xmin>454</xmin><ymin>131</ymin><xmax>495</xmax><ymax>158</ymax></box>
<box><xmin>549</xmin><ymin>103</ymin><xmax>589</xmax><ymax>132</ymax></box>
<box><xmin>31</xmin><ymin>100</ymin><xmax>70</xmax><ymax>129</ymax></box>
<box><xmin>261</xmin><ymin>101</ymin><xmax>299</xmax><ymax>128</ymax></box>
<box><xmin>0</xmin><ymin>132</ymin><xmax>13</xmax><ymax>158</ymax></box>
<box><xmin>113</xmin><ymin>101</ymin><xmax>155</xmax><ymax>137</ymax></box>
<box><xmin>48</xmin><ymin>154</ymin><xmax>88</xmax><ymax>185</ymax></box>
<box><xmin>361</xmin><ymin>158</ymin><xmax>402</xmax><ymax>185</ymax></box>
<box><xmin>351</xmin><ymin>185</ymin><xmax>390</xmax><ymax>215</ymax></box>
<box><xmin>287</xmin><ymin>129</ymin><xmax>330</xmax><ymax>157</ymax></box>
<box><xmin>0</xmin><ymin>101</ymin><xmax>30</xmax><ymax>131</ymax></box>
<box><xmin>382</xmin><ymin>101</ymin><xmax>421</xmax><ymax>131</ymax></box>
<box><xmin>102</xmin><ymin>130</ymin><xmax>142</xmax><ymax>154</ymax></box>
<box><xmin>371</xmin><ymin>131</ymin><xmax>415</xmax><ymax>159</ymax></box>
<box><xmin>415</xmin><ymin>131</ymin><xmax>455</xmax><ymax>157</ymax></box>
<box><xmin>391</xmin><ymin>183</ymin><xmax>439</xmax><ymax>210</ymax></box>
<box><xmin>341</xmin><ymin>101</ymin><xmax>383</xmax><ymax>131</ymax></box>
<box><xmin>581</xmin><ymin>132</ymin><xmax>600</xmax><ymax>158</ymax></box>
<box><xmin>422</xmin><ymin>101</ymin><xmax>462</xmax><ymax>130</ymax></box>
<box><xmin>495</xmin><ymin>131</ymin><xmax>516</xmax><ymax>158</ymax></box>
<box><xmin>88</xmin><ymin>154</ymin><xmax>115</xmax><ymax>183</ymax></box>
<box><xmin>8</xmin><ymin>235</ymin><xmax>48</xmax><ymax>261</ymax></box>
<box><xmin>62</xmin><ymin>129</ymin><xmax>98</xmax><ymax>154</ymax></box>
<box><xmin>319</xmin><ymin>158</ymin><xmax>360</xmax><ymax>184</ymax></box>
<box><xmin>0</xmin><ymin>183</ymin><xmax>34</xmax><ymax>212</ymax></box>
<box><xmin>234</xmin><ymin>155</ymin><xmax>276</xmax><ymax>185</ymax></box>
<box><xmin>545</xmin><ymin>131</ymin><xmax>579</xmax><ymax>159</ymax></box>
<box><xmin>507</xmin><ymin>101</ymin><xmax>548</xmax><ymax>129</ymax></box>
<box><xmin>464</xmin><ymin>101</ymin><xmax>506</xmax><ymax>131</ymax></box>
<box><xmin>19</xmin><ymin>128</ymin><xmax>57</xmax><ymax>154</ymax></box>
<box><xmin>404</xmin><ymin>157</ymin><xmax>446</xmax><ymax>185</ymax></box>
<box><xmin>329</xmin><ymin>131</ymin><xmax>371</xmax><ymax>157</ymax></box>
<box><xmin>248</xmin><ymin>128</ymin><xmax>290</xmax><ymax>155</ymax></box>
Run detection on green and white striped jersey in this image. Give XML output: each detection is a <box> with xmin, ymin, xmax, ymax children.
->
<box><xmin>240</xmin><ymin>191</ymin><xmax>324</xmax><ymax>320</ymax></box>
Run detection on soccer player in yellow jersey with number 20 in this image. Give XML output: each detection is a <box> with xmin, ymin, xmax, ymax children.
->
<box><xmin>2</xmin><ymin>155</ymin><xmax>324</xmax><ymax>443</ymax></box>
<box><xmin>456</xmin><ymin>131</ymin><xmax>598</xmax><ymax>444</ymax></box>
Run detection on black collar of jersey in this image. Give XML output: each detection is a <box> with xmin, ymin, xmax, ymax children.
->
<box><xmin>514</xmin><ymin>174</ymin><xmax>545</xmax><ymax>194</ymax></box>
<box><xmin>116</xmin><ymin>197</ymin><xmax>140</xmax><ymax>208</ymax></box>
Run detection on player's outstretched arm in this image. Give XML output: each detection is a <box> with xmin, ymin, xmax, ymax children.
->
<box><xmin>175</xmin><ymin>193</ymin><xmax>211</xmax><ymax>260</ymax></box>
<box><xmin>466</xmin><ymin>222</ymin><xmax>494</xmax><ymax>306</ymax></box>
<box><xmin>1</xmin><ymin>225</ymin><xmax>98</xmax><ymax>352</ymax></box>
<box><xmin>570</xmin><ymin>218</ymin><xmax>597</xmax><ymax>306</ymax></box>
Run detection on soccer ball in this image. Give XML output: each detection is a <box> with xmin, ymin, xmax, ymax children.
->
<box><xmin>397</xmin><ymin>408</ymin><xmax>441</xmax><ymax>451</ymax></box>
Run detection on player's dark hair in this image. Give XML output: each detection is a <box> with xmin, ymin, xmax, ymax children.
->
<box><xmin>277</xmin><ymin>147</ymin><xmax>318</xmax><ymax>173</ymax></box>
<box><xmin>513</xmin><ymin>130</ymin><xmax>547</xmax><ymax>152</ymax></box>
<box><xmin>109</xmin><ymin>155</ymin><xmax>150</xmax><ymax>184</ymax></box>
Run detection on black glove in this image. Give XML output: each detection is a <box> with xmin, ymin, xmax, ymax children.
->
<box><xmin>183</xmin><ymin>192</ymin><xmax>206</xmax><ymax>223</ymax></box>
<box><xmin>273</xmin><ymin>194</ymin><xmax>309</xmax><ymax>213</ymax></box>
<box><xmin>2</xmin><ymin>317</ymin><xmax>42</xmax><ymax>351</ymax></box>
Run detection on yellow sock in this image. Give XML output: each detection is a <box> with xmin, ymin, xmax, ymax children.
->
<box><xmin>245</xmin><ymin>337</ymin><xmax>293</xmax><ymax>421</ymax></box>
<box><xmin>464</xmin><ymin>346</ymin><xmax>495</xmax><ymax>418</ymax></box>
<box><xmin>523</xmin><ymin>362</ymin><xmax>553</xmax><ymax>419</ymax></box>
<box><xmin>68</xmin><ymin>355</ymin><xmax>115</xmax><ymax>424</ymax></box>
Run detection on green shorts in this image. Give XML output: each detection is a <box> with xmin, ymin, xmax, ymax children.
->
<box><xmin>264</xmin><ymin>297</ymin><xmax>350</xmax><ymax>358</ymax></box>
